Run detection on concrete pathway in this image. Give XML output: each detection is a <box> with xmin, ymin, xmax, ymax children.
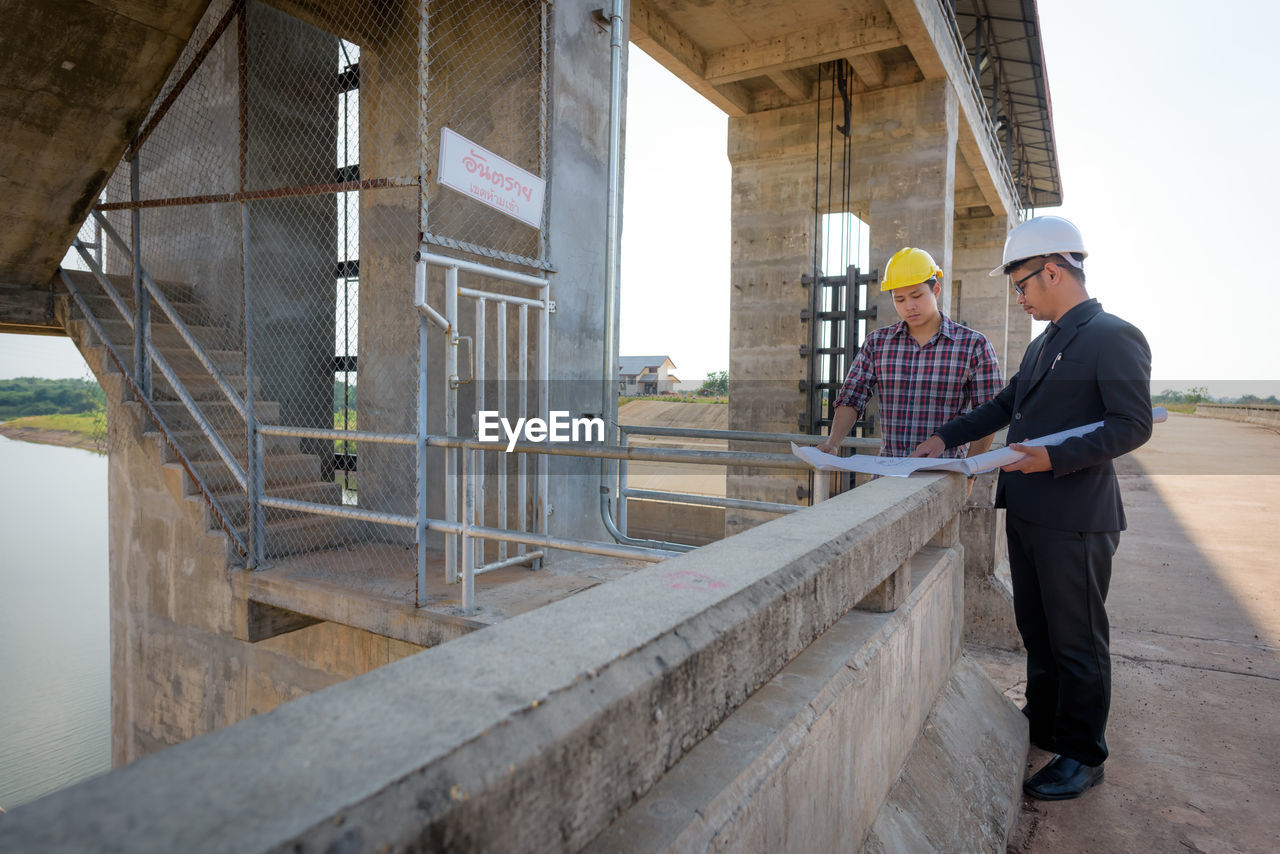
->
<box><xmin>974</xmin><ymin>413</ymin><xmax>1280</xmax><ymax>853</ymax></box>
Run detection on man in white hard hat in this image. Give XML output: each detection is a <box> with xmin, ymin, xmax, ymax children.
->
<box><xmin>818</xmin><ymin>247</ymin><xmax>1002</xmax><ymax>462</ymax></box>
<box><xmin>912</xmin><ymin>215</ymin><xmax>1153</xmax><ymax>801</ymax></box>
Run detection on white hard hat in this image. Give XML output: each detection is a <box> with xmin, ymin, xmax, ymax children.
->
<box><xmin>988</xmin><ymin>215</ymin><xmax>1088</xmax><ymax>276</ymax></box>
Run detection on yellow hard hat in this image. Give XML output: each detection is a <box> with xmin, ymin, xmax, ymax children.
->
<box><xmin>881</xmin><ymin>247</ymin><xmax>942</xmax><ymax>291</ymax></box>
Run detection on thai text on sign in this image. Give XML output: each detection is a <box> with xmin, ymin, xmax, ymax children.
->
<box><xmin>438</xmin><ymin>127</ymin><xmax>546</xmax><ymax>229</ymax></box>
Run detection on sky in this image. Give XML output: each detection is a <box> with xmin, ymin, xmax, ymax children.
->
<box><xmin>617</xmin><ymin>0</ymin><xmax>1280</xmax><ymax>397</ymax></box>
<box><xmin>3</xmin><ymin>0</ymin><xmax>1278</xmax><ymax>399</ymax></box>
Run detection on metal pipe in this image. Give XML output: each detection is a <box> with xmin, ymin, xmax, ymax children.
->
<box><xmin>417</xmin><ymin>0</ymin><xmax>430</xmax><ymax>236</ymax></box>
<box><xmin>462</xmin><ymin>447</ymin><xmax>475</xmax><ymax>614</ymax></box>
<box><xmin>475</xmin><ymin>550</ymin><xmax>544</xmax><ymax>577</ymax></box>
<box><xmin>496</xmin><ymin>303</ymin><xmax>508</xmax><ymax>560</ymax></box>
<box><xmin>517</xmin><ymin>304</ymin><xmax>528</xmax><ymax>554</ymax></box>
<box><xmin>419</xmin><ymin>250</ymin><xmax>550</xmax><ymax>289</ymax></box>
<box><xmin>599</xmin><ymin>493</ymin><xmax>693</xmax><ymax>553</ymax></box>
<box><xmin>470</xmin><ymin>520</ymin><xmax>676</xmax><ymax>562</ymax></box>
<box><xmin>130</xmin><ymin>156</ymin><xmax>151</xmax><ymax>399</ymax></box>
<box><xmin>814</xmin><ymin>470</ymin><xmax>831</xmax><ymax>504</ymax></box>
<box><xmin>474</xmin><ymin>297</ymin><xmax>486</xmax><ymax>570</ymax></box>
<box><xmin>619</xmin><ymin>423</ymin><xmax>880</xmax><ymax>450</ymax></box>
<box><xmin>413</xmin><ymin>254</ymin><xmax>449</xmax><ymax>330</ymax></box>
<box><xmin>599</xmin><ymin>0</ymin><xmax>625</xmax><ymax>542</ymax></box>
<box><xmin>417</xmin><ymin>301</ymin><xmax>430</xmax><ymax>607</ymax></box>
<box><xmin>257</xmin><ymin>424</ymin><xmax>417</xmax><ymax>444</ymax></box>
<box><xmin>457</xmin><ymin>286</ymin><xmax>544</xmax><ymax>309</ymax></box>
<box><xmin>445</xmin><ymin>265</ymin><xmax>459</xmax><ymax>583</ymax></box>
<box><xmin>254</xmin><ymin>494</ymin><xmax>674</xmax><ymax>565</ymax></box>
<box><xmin>261</xmin><ymin>495</ymin><xmax>415</xmax><ymax>528</ymax></box>
<box><xmin>257</xmin><ymin>425</ymin><xmax>819</xmax><ymax>472</ymax></box>
<box><xmin>618</xmin><ymin>430</ymin><xmax>629</xmax><ymax>535</ymax></box>
<box><xmin>241</xmin><ymin>201</ymin><xmax>264</xmax><ymax>568</ymax></box>
<box><xmin>621</xmin><ymin>487</ymin><xmax>800</xmax><ymax>515</ymax></box>
<box><xmin>537</xmin><ymin>285</ymin><xmax>549</xmax><ymax>568</ymax></box>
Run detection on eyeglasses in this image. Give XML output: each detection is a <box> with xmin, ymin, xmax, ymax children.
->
<box><xmin>1012</xmin><ymin>265</ymin><xmax>1047</xmax><ymax>298</ymax></box>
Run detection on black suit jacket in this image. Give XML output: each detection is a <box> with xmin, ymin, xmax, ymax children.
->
<box><xmin>935</xmin><ymin>299</ymin><xmax>1152</xmax><ymax>532</ymax></box>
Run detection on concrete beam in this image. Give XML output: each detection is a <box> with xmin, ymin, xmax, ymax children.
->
<box><xmin>631</xmin><ymin>0</ymin><xmax>748</xmax><ymax>116</ymax></box>
<box><xmin>705</xmin><ymin>15</ymin><xmax>903</xmax><ymax>85</ymax></box>
<box><xmin>768</xmin><ymin>68</ymin><xmax>810</xmax><ymax>102</ymax></box>
<box><xmin>2</xmin><ymin>474</ymin><xmax>965</xmax><ymax>853</ymax></box>
<box><xmin>847</xmin><ymin>51</ymin><xmax>887</xmax><ymax>88</ymax></box>
<box><xmin>0</xmin><ymin>284</ymin><xmax>64</xmax><ymax>335</ymax></box>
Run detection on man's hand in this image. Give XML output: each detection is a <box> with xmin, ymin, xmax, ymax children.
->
<box><xmin>1001</xmin><ymin>443</ymin><xmax>1052</xmax><ymax>473</ymax></box>
<box><xmin>911</xmin><ymin>435</ymin><xmax>947</xmax><ymax>458</ymax></box>
<box><xmin>815</xmin><ymin>439</ymin><xmax>840</xmax><ymax>455</ymax></box>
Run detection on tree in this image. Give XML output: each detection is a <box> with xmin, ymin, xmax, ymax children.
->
<box><xmin>698</xmin><ymin>370</ymin><xmax>728</xmax><ymax>397</ymax></box>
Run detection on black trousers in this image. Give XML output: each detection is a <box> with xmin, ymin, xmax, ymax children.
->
<box><xmin>1006</xmin><ymin>511</ymin><xmax>1120</xmax><ymax>767</ymax></box>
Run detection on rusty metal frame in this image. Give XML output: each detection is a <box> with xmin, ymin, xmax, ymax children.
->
<box><xmin>95</xmin><ymin>177</ymin><xmax>418</xmax><ymax>212</ymax></box>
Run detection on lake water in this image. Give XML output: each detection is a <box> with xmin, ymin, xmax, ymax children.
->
<box><xmin>0</xmin><ymin>434</ymin><xmax>110</xmax><ymax>811</ymax></box>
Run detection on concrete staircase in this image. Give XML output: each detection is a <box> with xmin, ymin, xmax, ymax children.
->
<box><xmin>58</xmin><ymin>269</ymin><xmax>350</xmax><ymax>566</ymax></box>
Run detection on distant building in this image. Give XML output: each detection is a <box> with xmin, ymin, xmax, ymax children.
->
<box><xmin>619</xmin><ymin>355</ymin><xmax>679</xmax><ymax>395</ymax></box>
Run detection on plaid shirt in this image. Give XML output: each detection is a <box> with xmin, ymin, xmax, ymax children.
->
<box><xmin>834</xmin><ymin>315</ymin><xmax>1003</xmax><ymax>458</ymax></box>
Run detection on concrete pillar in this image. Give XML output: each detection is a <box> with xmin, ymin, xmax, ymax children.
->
<box><xmin>961</xmin><ymin>471</ymin><xmax>1021</xmax><ymax>650</ymax></box>
<box><xmin>864</xmin><ymin>78</ymin><xmax>958</xmax><ymax>332</ymax></box>
<box><xmin>542</xmin><ymin>0</ymin><xmax>619</xmax><ymax>545</ymax></box>
<box><xmin>725</xmin><ymin>79</ymin><xmax>960</xmax><ymax>531</ymax></box>
<box><xmin>725</xmin><ymin>106</ymin><xmax>821</xmax><ymax>533</ymax></box>
<box><xmin>244</xmin><ymin>1</ymin><xmax>340</xmax><ymax>468</ymax></box>
<box><xmin>950</xmin><ymin>211</ymin><xmax>1021</xmax><ymax>650</ymax></box>
<box><xmin>952</xmin><ymin>212</ymin><xmax>1013</xmax><ymax>368</ymax></box>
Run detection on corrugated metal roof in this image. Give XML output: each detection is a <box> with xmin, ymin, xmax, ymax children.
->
<box><xmin>954</xmin><ymin>0</ymin><xmax>1063</xmax><ymax>208</ymax></box>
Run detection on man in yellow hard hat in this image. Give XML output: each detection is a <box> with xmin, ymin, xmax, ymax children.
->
<box><xmin>817</xmin><ymin>247</ymin><xmax>1001</xmax><ymax>462</ymax></box>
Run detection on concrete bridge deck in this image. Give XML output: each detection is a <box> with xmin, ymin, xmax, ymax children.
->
<box><xmin>976</xmin><ymin>413</ymin><xmax>1280</xmax><ymax>853</ymax></box>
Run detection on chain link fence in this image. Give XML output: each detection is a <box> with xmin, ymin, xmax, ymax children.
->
<box><xmin>67</xmin><ymin>0</ymin><xmax>551</xmax><ymax>608</ymax></box>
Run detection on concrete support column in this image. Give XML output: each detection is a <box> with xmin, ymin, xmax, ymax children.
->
<box><xmin>961</xmin><ymin>471</ymin><xmax>1020</xmax><ymax>650</ymax></box>
<box><xmin>725</xmin><ymin>106</ymin><xmax>824</xmax><ymax>533</ymax></box>
<box><xmin>865</xmin><ymin>78</ymin><xmax>959</xmax><ymax>331</ymax></box>
<box><xmin>952</xmin><ymin>212</ymin><xmax>1014</xmax><ymax>367</ymax></box>
<box><xmin>950</xmin><ymin>213</ymin><xmax>1022</xmax><ymax>650</ymax></box>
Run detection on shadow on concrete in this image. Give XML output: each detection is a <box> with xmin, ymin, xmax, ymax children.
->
<box><xmin>973</xmin><ymin>414</ymin><xmax>1280</xmax><ymax>853</ymax></box>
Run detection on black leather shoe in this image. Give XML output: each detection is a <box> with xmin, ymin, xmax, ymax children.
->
<box><xmin>1023</xmin><ymin>755</ymin><xmax>1104</xmax><ymax>801</ymax></box>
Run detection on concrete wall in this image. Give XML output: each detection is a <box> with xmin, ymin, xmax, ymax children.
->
<box><xmin>4</xmin><ymin>471</ymin><xmax>1025</xmax><ymax>853</ymax></box>
<box><xmin>1196</xmin><ymin>402</ymin><xmax>1280</xmax><ymax>430</ymax></box>
<box><xmin>94</xmin><ymin>355</ymin><xmax>421</xmax><ymax>765</ymax></box>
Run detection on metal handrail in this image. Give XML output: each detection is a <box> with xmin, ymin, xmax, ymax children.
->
<box><xmin>92</xmin><ymin>211</ymin><xmax>249</xmax><ymax>419</ymax></box>
<box><xmin>58</xmin><ymin>269</ymin><xmax>247</xmax><ymax>555</ymax></box>
<box><xmin>67</xmin><ymin>244</ymin><xmax>248</xmax><ymax>491</ymax></box>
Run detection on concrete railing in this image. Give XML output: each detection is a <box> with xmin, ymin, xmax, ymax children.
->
<box><xmin>1196</xmin><ymin>402</ymin><xmax>1280</xmax><ymax>430</ymax></box>
<box><xmin>1</xmin><ymin>474</ymin><xmax>966</xmax><ymax>852</ymax></box>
